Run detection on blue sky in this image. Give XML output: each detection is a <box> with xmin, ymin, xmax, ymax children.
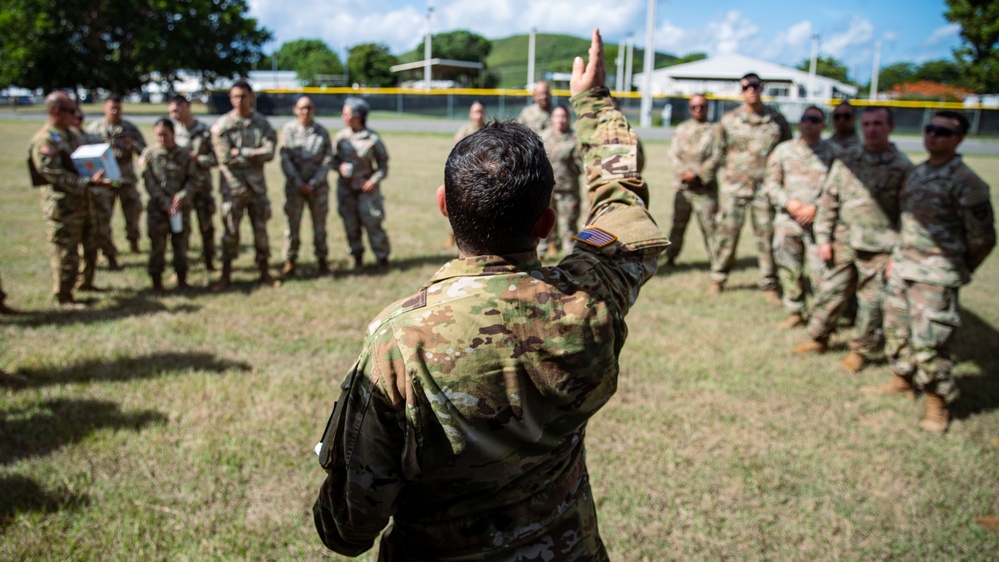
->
<box><xmin>247</xmin><ymin>0</ymin><xmax>963</xmax><ymax>84</ymax></box>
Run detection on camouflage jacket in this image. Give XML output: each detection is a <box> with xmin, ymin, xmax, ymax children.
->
<box><xmin>30</xmin><ymin>124</ymin><xmax>89</xmax><ymax>208</ymax></box>
<box><xmin>668</xmin><ymin>118</ymin><xmax>722</xmax><ymax>191</ymax></box>
<box><xmin>333</xmin><ymin>127</ymin><xmax>389</xmax><ymax>191</ymax></box>
<box><xmin>140</xmin><ymin>145</ymin><xmax>197</xmax><ymax>213</ymax></box>
<box><xmin>892</xmin><ymin>156</ymin><xmax>996</xmax><ymax>287</ymax></box>
<box><xmin>85</xmin><ymin>117</ymin><xmax>146</xmax><ymax>185</ymax></box>
<box><xmin>280</xmin><ymin>120</ymin><xmax>333</xmax><ymax>188</ymax></box>
<box><xmin>314</xmin><ymin>86</ymin><xmax>668</xmax><ymax>560</ymax></box>
<box><xmin>541</xmin><ymin>127</ymin><xmax>582</xmax><ymax>193</ymax></box>
<box><xmin>174</xmin><ymin>119</ymin><xmax>216</xmax><ymax>195</ymax></box>
<box><xmin>517</xmin><ymin>103</ymin><xmax>552</xmax><ymax>134</ymax></box>
<box><xmin>763</xmin><ymin>138</ymin><xmax>839</xmax><ymax>232</ymax></box>
<box><xmin>718</xmin><ymin>105</ymin><xmax>792</xmax><ymax>197</ymax></box>
<box><xmin>828</xmin><ymin>132</ymin><xmax>860</xmax><ymax>151</ymax></box>
<box><xmin>814</xmin><ymin>143</ymin><xmax>913</xmax><ymax>252</ymax></box>
<box><xmin>210</xmin><ymin>110</ymin><xmax>276</xmax><ymax>196</ymax></box>
<box><xmin>454</xmin><ymin>121</ymin><xmax>484</xmax><ymax>142</ymax></box>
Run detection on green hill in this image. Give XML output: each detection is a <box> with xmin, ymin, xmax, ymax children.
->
<box><xmin>400</xmin><ymin>32</ymin><xmax>677</xmax><ymax>89</ymax></box>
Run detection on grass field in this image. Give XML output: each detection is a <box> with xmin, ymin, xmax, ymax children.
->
<box><xmin>1</xmin><ymin>116</ymin><xmax>998</xmax><ymax>561</ymax></box>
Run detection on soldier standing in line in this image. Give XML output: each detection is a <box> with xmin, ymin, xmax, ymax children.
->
<box><xmin>334</xmin><ymin>97</ymin><xmax>391</xmax><ymax>270</ymax></box>
<box><xmin>762</xmin><ymin>106</ymin><xmax>839</xmax><ymax>328</ymax></box>
<box><xmin>828</xmin><ymin>100</ymin><xmax>860</xmax><ymax>150</ymax></box>
<box><xmin>279</xmin><ymin>96</ymin><xmax>333</xmax><ymax>277</ymax></box>
<box><xmin>210</xmin><ymin>80</ymin><xmax>281</xmax><ymax>290</ymax></box>
<box><xmin>710</xmin><ymin>73</ymin><xmax>792</xmax><ymax>303</ymax></box>
<box><xmin>140</xmin><ymin>118</ymin><xmax>197</xmax><ymax>293</ymax></box>
<box><xmin>86</xmin><ymin>94</ymin><xmax>146</xmax><ymax>264</ymax></box>
<box><xmin>314</xmin><ymin>29</ymin><xmax>668</xmax><ymax>559</ymax></box>
<box><xmin>454</xmin><ymin>100</ymin><xmax>487</xmax><ymax>142</ymax></box>
<box><xmin>517</xmin><ymin>80</ymin><xmax>553</xmax><ymax>134</ymax></box>
<box><xmin>665</xmin><ymin>94</ymin><xmax>722</xmax><ymax>267</ymax></box>
<box><xmin>865</xmin><ymin>111</ymin><xmax>995</xmax><ymax>433</ymax></box>
<box><xmin>69</xmin><ymin>108</ymin><xmax>105</xmax><ymax>292</ymax></box>
<box><xmin>29</xmin><ymin>92</ymin><xmax>113</xmax><ymax>307</ymax></box>
<box><xmin>797</xmin><ymin>107</ymin><xmax>914</xmax><ymax>373</ymax></box>
<box><xmin>539</xmin><ymin>104</ymin><xmax>583</xmax><ymax>256</ymax></box>
<box><xmin>168</xmin><ymin>94</ymin><xmax>218</xmax><ymax>272</ymax></box>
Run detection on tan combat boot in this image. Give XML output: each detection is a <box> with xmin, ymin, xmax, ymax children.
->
<box><xmin>211</xmin><ymin>261</ymin><xmax>232</xmax><ymax>292</ymax></box>
<box><xmin>763</xmin><ymin>289</ymin><xmax>782</xmax><ymax>307</ymax></box>
<box><xmin>281</xmin><ymin>260</ymin><xmax>296</xmax><ymax>277</ymax></box>
<box><xmin>778</xmin><ymin>313</ymin><xmax>804</xmax><ymax>329</ymax></box>
<box><xmin>840</xmin><ymin>350</ymin><xmax>867</xmax><ymax>372</ymax></box>
<box><xmin>860</xmin><ymin>373</ymin><xmax>915</xmax><ymax>398</ymax></box>
<box><xmin>793</xmin><ymin>338</ymin><xmax>828</xmax><ymax>354</ymax></box>
<box><xmin>707</xmin><ymin>281</ymin><xmax>724</xmax><ymax>295</ymax></box>
<box><xmin>317</xmin><ymin>258</ymin><xmax>330</xmax><ymax>275</ymax></box>
<box><xmin>151</xmin><ymin>274</ymin><xmax>165</xmax><ymax>294</ymax></box>
<box><xmin>919</xmin><ymin>392</ymin><xmax>949</xmax><ymax>434</ymax></box>
<box><xmin>258</xmin><ymin>263</ymin><xmax>282</xmax><ymax>288</ymax></box>
<box><xmin>175</xmin><ymin>271</ymin><xmax>191</xmax><ymax>291</ymax></box>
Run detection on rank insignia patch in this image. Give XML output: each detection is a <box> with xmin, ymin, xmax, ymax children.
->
<box><xmin>574</xmin><ymin>226</ymin><xmax>617</xmax><ymax>248</ymax></box>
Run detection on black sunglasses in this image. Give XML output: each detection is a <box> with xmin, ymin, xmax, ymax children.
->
<box><xmin>741</xmin><ymin>82</ymin><xmax>762</xmax><ymax>91</ymax></box>
<box><xmin>800</xmin><ymin>115</ymin><xmax>823</xmax><ymax>124</ymax></box>
<box><xmin>832</xmin><ymin>113</ymin><xmax>853</xmax><ymax>121</ymax></box>
<box><xmin>924</xmin><ymin>124</ymin><xmax>957</xmax><ymax>137</ymax></box>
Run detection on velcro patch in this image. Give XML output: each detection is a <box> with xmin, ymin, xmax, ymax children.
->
<box><xmin>971</xmin><ymin>202</ymin><xmax>992</xmax><ymax>222</ymax></box>
<box><xmin>574</xmin><ymin>226</ymin><xmax>617</xmax><ymax>248</ymax></box>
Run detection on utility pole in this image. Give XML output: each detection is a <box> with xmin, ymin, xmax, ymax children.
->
<box><xmin>870</xmin><ymin>40</ymin><xmax>881</xmax><ymax>101</ymax></box>
<box><xmin>424</xmin><ymin>5</ymin><xmax>433</xmax><ymax>91</ymax></box>
<box><xmin>808</xmin><ymin>34</ymin><xmax>819</xmax><ymax>101</ymax></box>
<box><xmin>639</xmin><ymin>0</ymin><xmax>656</xmax><ymax>127</ymax></box>
<box><xmin>527</xmin><ymin>27</ymin><xmax>537</xmax><ymax>88</ymax></box>
<box><xmin>616</xmin><ymin>39</ymin><xmax>625</xmax><ymax>92</ymax></box>
<box><xmin>625</xmin><ymin>33</ymin><xmax>634</xmax><ymax>92</ymax></box>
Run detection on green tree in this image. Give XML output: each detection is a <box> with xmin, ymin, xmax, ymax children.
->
<box><xmin>267</xmin><ymin>39</ymin><xmax>344</xmax><ymax>86</ymax></box>
<box><xmin>876</xmin><ymin>62</ymin><xmax>916</xmax><ymax>90</ymax></box>
<box><xmin>913</xmin><ymin>59</ymin><xmax>962</xmax><ymax>85</ymax></box>
<box><xmin>945</xmin><ymin>0</ymin><xmax>999</xmax><ymax>92</ymax></box>
<box><xmin>671</xmin><ymin>52</ymin><xmax>708</xmax><ymax>66</ymax></box>
<box><xmin>415</xmin><ymin>29</ymin><xmax>491</xmax><ymax>62</ymax></box>
<box><xmin>347</xmin><ymin>43</ymin><xmax>398</xmax><ymax>87</ymax></box>
<box><xmin>795</xmin><ymin>55</ymin><xmax>851</xmax><ymax>84</ymax></box>
<box><xmin>0</xmin><ymin>0</ymin><xmax>270</xmax><ymax>94</ymax></box>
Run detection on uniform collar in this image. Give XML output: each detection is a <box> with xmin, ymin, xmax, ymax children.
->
<box><xmin>424</xmin><ymin>252</ymin><xmax>542</xmax><ymax>286</ymax></box>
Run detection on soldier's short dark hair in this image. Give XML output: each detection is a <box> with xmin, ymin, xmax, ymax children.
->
<box><xmin>934</xmin><ymin>110</ymin><xmax>969</xmax><ymax>136</ymax></box>
<box><xmin>154</xmin><ymin>118</ymin><xmax>174</xmax><ymax>132</ymax></box>
<box><xmin>105</xmin><ymin>93</ymin><xmax>122</xmax><ymax>104</ymax></box>
<box><xmin>444</xmin><ymin>121</ymin><xmax>554</xmax><ymax>255</ymax></box>
<box><xmin>836</xmin><ymin>100</ymin><xmax>854</xmax><ymax>113</ymax></box>
<box><xmin>863</xmin><ymin>106</ymin><xmax>894</xmax><ymax>125</ymax></box>
<box><xmin>232</xmin><ymin>80</ymin><xmax>253</xmax><ymax>94</ymax></box>
<box><xmin>344</xmin><ymin>97</ymin><xmax>370</xmax><ymax>125</ymax></box>
<box><xmin>741</xmin><ymin>72</ymin><xmax>761</xmax><ymax>83</ymax></box>
<box><xmin>803</xmin><ymin>105</ymin><xmax>825</xmax><ymax>118</ymax></box>
<box><xmin>168</xmin><ymin>94</ymin><xmax>189</xmax><ymax>106</ymax></box>
<box><xmin>552</xmin><ymin>103</ymin><xmax>569</xmax><ymax>117</ymax></box>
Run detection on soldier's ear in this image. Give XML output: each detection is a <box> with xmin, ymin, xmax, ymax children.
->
<box><xmin>436</xmin><ymin>184</ymin><xmax>448</xmax><ymax>217</ymax></box>
<box><xmin>534</xmin><ymin>207</ymin><xmax>556</xmax><ymax>239</ymax></box>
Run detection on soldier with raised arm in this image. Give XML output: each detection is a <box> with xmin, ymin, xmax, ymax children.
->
<box><xmin>314</xmin><ymin>29</ymin><xmax>668</xmax><ymax>560</ymax></box>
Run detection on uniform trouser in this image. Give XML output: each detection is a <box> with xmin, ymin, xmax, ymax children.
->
<box><xmin>283</xmin><ymin>183</ymin><xmax>329</xmax><ymax>262</ymax></box>
<box><xmin>883</xmin><ymin>274</ymin><xmax>960</xmax><ymax>401</ymax></box>
<box><xmin>850</xmin><ymin>250</ymin><xmax>890</xmax><ymax>357</ymax></box>
<box><xmin>147</xmin><ymin>206</ymin><xmax>189</xmax><ymax>276</ymax></box>
<box><xmin>806</xmin><ymin>239</ymin><xmax>857</xmax><ymax>341</ymax></box>
<box><xmin>337</xmin><ymin>186</ymin><xmax>390</xmax><ymax>260</ymax></box>
<box><xmin>185</xmin><ymin>189</ymin><xmax>216</xmax><ymax>260</ymax></box>
<box><xmin>666</xmin><ymin>185</ymin><xmax>718</xmax><ymax>261</ymax></box>
<box><xmin>46</xmin><ymin>196</ymin><xmax>97</xmax><ymax>298</ymax></box>
<box><xmin>219</xmin><ymin>189</ymin><xmax>271</xmax><ymax>266</ymax></box>
<box><xmin>92</xmin><ymin>182</ymin><xmax>142</xmax><ymax>258</ymax></box>
<box><xmin>773</xmin><ymin>224</ymin><xmax>823</xmax><ymax>315</ymax></box>
<box><xmin>711</xmin><ymin>190</ymin><xmax>777</xmax><ymax>290</ymax></box>
<box><xmin>540</xmin><ymin>191</ymin><xmax>581</xmax><ymax>253</ymax></box>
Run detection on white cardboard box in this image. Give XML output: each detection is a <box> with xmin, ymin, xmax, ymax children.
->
<box><xmin>71</xmin><ymin>143</ymin><xmax>122</xmax><ymax>182</ymax></box>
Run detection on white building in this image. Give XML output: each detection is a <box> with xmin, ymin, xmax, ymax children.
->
<box><xmin>633</xmin><ymin>53</ymin><xmax>858</xmax><ymax>101</ymax></box>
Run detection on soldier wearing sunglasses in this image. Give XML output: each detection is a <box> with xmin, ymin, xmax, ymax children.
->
<box><xmin>869</xmin><ymin>111</ymin><xmax>996</xmax><ymax>434</ymax></box>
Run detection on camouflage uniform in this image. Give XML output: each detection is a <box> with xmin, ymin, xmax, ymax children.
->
<box><xmin>174</xmin><ymin>119</ymin><xmax>217</xmax><ymax>264</ymax></box>
<box><xmin>140</xmin><ymin>144</ymin><xmax>196</xmax><ymax>278</ymax></box>
<box><xmin>666</xmin><ymin>118</ymin><xmax>722</xmax><ymax>262</ymax></box>
<box><xmin>333</xmin><ymin>127</ymin><xmax>390</xmax><ymax>262</ymax></box>
<box><xmin>314</xmin><ymin>86</ymin><xmax>668</xmax><ymax>561</ymax></box>
<box><xmin>86</xmin><ymin>117</ymin><xmax>146</xmax><ymax>255</ymax></box>
<box><xmin>280</xmin><ymin>120</ymin><xmax>333</xmax><ymax>263</ymax></box>
<box><xmin>712</xmin><ymin>105</ymin><xmax>792</xmax><ymax>289</ymax></box>
<box><xmin>30</xmin><ymin>124</ymin><xmax>98</xmax><ymax>300</ymax></box>
<box><xmin>814</xmin><ymin>143</ymin><xmax>913</xmax><ymax>357</ymax></box>
<box><xmin>454</xmin><ymin>121</ymin><xmax>484</xmax><ymax>142</ymax></box>
<box><xmin>211</xmin><ymin>109</ymin><xmax>277</xmax><ymax>267</ymax></box>
<box><xmin>517</xmin><ymin>103</ymin><xmax>552</xmax><ymax>134</ymax></box>
<box><xmin>540</xmin><ymin>126</ymin><xmax>583</xmax><ymax>253</ymax></box>
<box><xmin>762</xmin><ymin>138</ymin><xmax>839</xmax><ymax>314</ymax></box>
<box><xmin>884</xmin><ymin>156</ymin><xmax>995</xmax><ymax>401</ymax></box>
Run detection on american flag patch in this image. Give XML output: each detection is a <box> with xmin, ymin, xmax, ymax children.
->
<box><xmin>574</xmin><ymin>226</ymin><xmax>617</xmax><ymax>248</ymax></box>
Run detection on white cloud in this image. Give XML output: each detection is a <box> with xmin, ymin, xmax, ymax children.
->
<box><xmin>923</xmin><ymin>23</ymin><xmax>959</xmax><ymax>47</ymax></box>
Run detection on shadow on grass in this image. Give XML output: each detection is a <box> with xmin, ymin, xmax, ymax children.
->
<box><xmin>952</xmin><ymin>308</ymin><xmax>999</xmax><ymax>421</ymax></box>
<box><xmin>0</xmin><ymin>397</ymin><xmax>167</xmax><ymax>466</ymax></box>
<box><xmin>9</xmin><ymin>351</ymin><xmax>251</xmax><ymax>389</ymax></box>
<box><xmin>656</xmin><ymin>255</ymin><xmax>757</xmax><ymax>277</ymax></box>
<box><xmin>0</xmin><ymin>474</ymin><xmax>89</xmax><ymax>531</ymax></box>
<box><xmin>2</xmin><ymin>293</ymin><xmax>202</xmax><ymax>328</ymax></box>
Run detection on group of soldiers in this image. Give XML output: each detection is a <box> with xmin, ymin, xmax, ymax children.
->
<box><xmin>666</xmin><ymin>73</ymin><xmax>995</xmax><ymax>434</ymax></box>
<box><xmin>26</xmin><ymin>83</ymin><xmax>391</xmax><ymax>304</ymax></box>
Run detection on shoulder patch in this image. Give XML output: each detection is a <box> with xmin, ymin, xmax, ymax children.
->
<box><xmin>971</xmin><ymin>201</ymin><xmax>992</xmax><ymax>222</ymax></box>
<box><xmin>574</xmin><ymin>226</ymin><xmax>617</xmax><ymax>248</ymax></box>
